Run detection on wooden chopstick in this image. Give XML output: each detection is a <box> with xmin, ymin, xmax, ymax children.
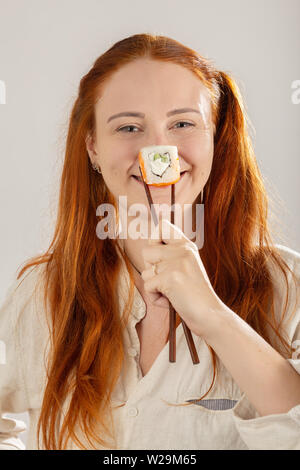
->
<box><xmin>169</xmin><ymin>184</ymin><xmax>176</xmax><ymax>362</ymax></box>
<box><xmin>140</xmin><ymin>174</ymin><xmax>159</xmax><ymax>226</ymax></box>
<box><xmin>139</xmin><ymin>166</ymin><xmax>200</xmax><ymax>365</ymax></box>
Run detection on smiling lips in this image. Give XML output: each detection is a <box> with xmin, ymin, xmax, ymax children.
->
<box><xmin>132</xmin><ymin>170</ymin><xmax>188</xmax><ymax>183</ymax></box>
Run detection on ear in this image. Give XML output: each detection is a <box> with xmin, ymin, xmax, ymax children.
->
<box><xmin>85</xmin><ymin>132</ymin><xmax>98</xmax><ymax>164</ymax></box>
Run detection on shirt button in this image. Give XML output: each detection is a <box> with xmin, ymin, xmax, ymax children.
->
<box><xmin>128</xmin><ymin>348</ymin><xmax>137</xmax><ymax>357</ymax></box>
<box><xmin>128</xmin><ymin>406</ymin><xmax>138</xmax><ymax>417</ymax></box>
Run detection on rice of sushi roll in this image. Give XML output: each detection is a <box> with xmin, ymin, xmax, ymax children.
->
<box><xmin>138</xmin><ymin>145</ymin><xmax>180</xmax><ymax>186</ymax></box>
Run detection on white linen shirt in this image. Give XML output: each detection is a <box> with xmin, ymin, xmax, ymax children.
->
<box><xmin>0</xmin><ymin>244</ymin><xmax>300</xmax><ymax>450</ymax></box>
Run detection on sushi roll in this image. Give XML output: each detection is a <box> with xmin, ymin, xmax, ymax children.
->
<box><xmin>138</xmin><ymin>145</ymin><xmax>180</xmax><ymax>186</ymax></box>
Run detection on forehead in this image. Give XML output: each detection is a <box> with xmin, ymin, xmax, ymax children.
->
<box><xmin>95</xmin><ymin>59</ymin><xmax>212</xmax><ymax>119</ymax></box>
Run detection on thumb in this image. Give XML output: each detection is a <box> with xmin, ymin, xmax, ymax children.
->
<box><xmin>148</xmin><ymin>292</ymin><xmax>170</xmax><ymax>308</ymax></box>
<box><xmin>142</xmin><ymin>261</ymin><xmax>170</xmax><ymax>308</ymax></box>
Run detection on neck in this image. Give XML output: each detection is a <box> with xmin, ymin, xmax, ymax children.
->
<box><xmin>121</xmin><ymin>236</ymin><xmax>147</xmax><ymax>276</ymax></box>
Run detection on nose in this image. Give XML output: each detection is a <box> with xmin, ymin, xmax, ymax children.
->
<box><xmin>152</xmin><ymin>137</ymin><xmax>169</xmax><ymax>147</ymax></box>
<box><xmin>144</xmin><ymin>124</ymin><xmax>171</xmax><ymax>148</ymax></box>
<box><xmin>137</xmin><ymin>126</ymin><xmax>187</xmax><ymax>168</ymax></box>
<box><xmin>136</xmin><ymin>140</ymin><xmax>186</xmax><ymax>165</ymax></box>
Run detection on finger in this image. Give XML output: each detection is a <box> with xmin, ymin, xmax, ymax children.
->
<box><xmin>150</xmin><ymin>293</ymin><xmax>170</xmax><ymax>308</ymax></box>
<box><xmin>144</xmin><ymin>289</ymin><xmax>170</xmax><ymax>308</ymax></box>
<box><xmin>144</xmin><ymin>270</ymin><xmax>169</xmax><ymax>301</ymax></box>
<box><xmin>141</xmin><ymin>265</ymin><xmax>156</xmax><ymax>282</ymax></box>
<box><xmin>141</xmin><ymin>259</ymin><xmax>169</xmax><ymax>281</ymax></box>
<box><xmin>142</xmin><ymin>262</ymin><xmax>173</xmax><ymax>308</ymax></box>
<box><xmin>142</xmin><ymin>244</ymin><xmax>178</xmax><ymax>264</ymax></box>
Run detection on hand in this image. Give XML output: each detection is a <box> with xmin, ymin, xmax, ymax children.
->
<box><xmin>141</xmin><ymin>218</ymin><xmax>227</xmax><ymax>338</ymax></box>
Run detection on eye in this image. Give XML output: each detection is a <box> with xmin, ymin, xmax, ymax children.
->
<box><xmin>173</xmin><ymin>121</ymin><xmax>194</xmax><ymax>129</ymax></box>
<box><xmin>117</xmin><ymin>125</ymin><xmax>140</xmax><ymax>133</ymax></box>
<box><xmin>116</xmin><ymin>121</ymin><xmax>195</xmax><ymax>133</ymax></box>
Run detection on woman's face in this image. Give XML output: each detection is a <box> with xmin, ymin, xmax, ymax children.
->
<box><xmin>86</xmin><ymin>58</ymin><xmax>215</xmax><ymax>219</ymax></box>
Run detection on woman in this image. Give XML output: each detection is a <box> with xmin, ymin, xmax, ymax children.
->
<box><xmin>0</xmin><ymin>33</ymin><xmax>299</xmax><ymax>450</ymax></box>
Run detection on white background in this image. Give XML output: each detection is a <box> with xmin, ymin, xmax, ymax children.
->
<box><xmin>0</xmin><ymin>0</ymin><xmax>299</xmax><ymax>448</ymax></box>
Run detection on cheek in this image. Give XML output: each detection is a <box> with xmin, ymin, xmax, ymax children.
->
<box><xmin>99</xmin><ymin>159</ymin><xmax>125</xmax><ymax>198</ymax></box>
<box><xmin>110</xmin><ymin>166</ymin><xmax>124</xmax><ymax>180</ymax></box>
<box><xmin>101</xmin><ymin>144</ymin><xmax>134</xmax><ymax>179</ymax></box>
<box><xmin>101</xmin><ymin>154</ymin><xmax>127</xmax><ymax>180</ymax></box>
<box><xmin>183</xmin><ymin>131</ymin><xmax>214</xmax><ymax>167</ymax></box>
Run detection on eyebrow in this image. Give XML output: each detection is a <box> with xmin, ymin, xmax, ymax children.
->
<box><xmin>106</xmin><ymin>107</ymin><xmax>201</xmax><ymax>123</ymax></box>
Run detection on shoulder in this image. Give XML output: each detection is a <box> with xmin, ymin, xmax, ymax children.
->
<box><xmin>265</xmin><ymin>244</ymin><xmax>300</xmax><ymax>345</ymax></box>
<box><xmin>0</xmin><ymin>262</ymin><xmax>49</xmax><ymax>333</ymax></box>
<box><xmin>272</xmin><ymin>244</ymin><xmax>300</xmax><ymax>273</ymax></box>
<box><xmin>265</xmin><ymin>244</ymin><xmax>300</xmax><ymax>288</ymax></box>
<box><xmin>0</xmin><ymin>262</ymin><xmax>50</xmax><ymax>407</ymax></box>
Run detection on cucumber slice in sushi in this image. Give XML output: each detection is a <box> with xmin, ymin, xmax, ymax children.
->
<box><xmin>149</xmin><ymin>152</ymin><xmax>170</xmax><ymax>177</ymax></box>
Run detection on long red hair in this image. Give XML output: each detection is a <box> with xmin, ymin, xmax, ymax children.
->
<box><xmin>15</xmin><ymin>33</ymin><xmax>298</xmax><ymax>449</ymax></box>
